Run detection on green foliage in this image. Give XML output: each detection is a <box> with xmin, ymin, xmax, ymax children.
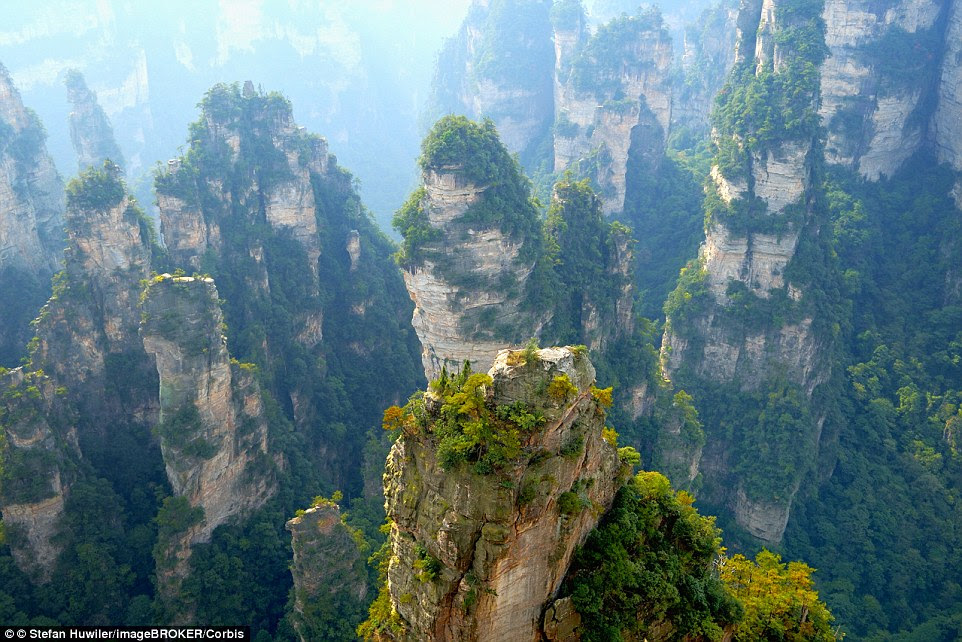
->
<box><xmin>710</xmin><ymin>0</ymin><xmax>827</xmax><ymax>180</ymax></box>
<box><xmin>152</xmin><ymin>402</ymin><xmax>217</xmax><ymax>460</ymax></box>
<box><xmin>392</xmin><ymin>187</ymin><xmax>439</xmax><ymax>266</ymax></box>
<box><xmin>568</xmin><ymin>8</ymin><xmax>667</xmax><ymax>98</ymax></box>
<box><xmin>721</xmin><ymin>550</ymin><xmax>836</xmax><ymax>641</ymax></box>
<box><xmin>561</xmin><ymin>471</ymin><xmax>742</xmax><ymax>640</ymax></box>
<box><xmin>547</xmin><ymin>373</ymin><xmax>578</xmax><ymax>401</ymax></box>
<box><xmin>470</xmin><ymin>0</ymin><xmax>554</xmax><ymax>87</ymax></box>
<box><xmin>65</xmin><ymin>161</ymin><xmax>126</xmax><ymax>212</ymax></box>
<box><xmin>663</xmin><ymin>257</ymin><xmax>710</xmax><ymax>329</ymax></box>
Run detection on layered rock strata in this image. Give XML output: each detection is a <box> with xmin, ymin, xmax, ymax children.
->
<box><xmin>819</xmin><ymin>0</ymin><xmax>943</xmax><ymax>178</ymax></box>
<box><xmin>662</xmin><ymin>0</ymin><xmax>829</xmax><ymax>544</ymax></box>
<box><xmin>381</xmin><ymin>346</ymin><xmax>624</xmax><ymax>641</ymax></box>
<box><xmin>553</xmin><ymin>11</ymin><xmax>673</xmax><ymax>213</ymax></box>
<box><xmin>402</xmin><ymin>169</ymin><xmax>541</xmax><ymax>381</ymax></box>
<box><xmin>141</xmin><ymin>275</ymin><xmax>277</xmax><ymax>592</ymax></box>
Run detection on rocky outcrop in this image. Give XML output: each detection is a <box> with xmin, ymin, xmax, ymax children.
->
<box><xmin>933</xmin><ymin>0</ymin><xmax>962</xmax><ymax>173</ymax></box>
<box><xmin>286</xmin><ymin>502</ymin><xmax>368</xmax><ymax>642</ymax></box>
<box><xmin>402</xmin><ymin>168</ymin><xmax>542</xmax><ymax>381</ymax></box>
<box><xmin>1</xmin><ymin>164</ymin><xmax>154</xmax><ymax>581</ymax></box>
<box><xmin>673</xmin><ymin>1</ymin><xmax>739</xmax><ymax>137</ymax></box>
<box><xmin>819</xmin><ymin>0</ymin><xmax>943</xmax><ymax>178</ymax></box>
<box><xmin>0</xmin><ymin>63</ymin><xmax>65</xmax><ymax>363</ymax></box>
<box><xmin>661</xmin><ymin>0</ymin><xmax>829</xmax><ymax>544</ymax></box>
<box><xmin>64</xmin><ymin>70</ymin><xmax>125</xmax><ymax>172</ymax></box>
<box><xmin>553</xmin><ymin>10</ymin><xmax>673</xmax><ymax>213</ymax></box>
<box><xmin>0</xmin><ymin>368</ymin><xmax>76</xmax><ymax>582</ymax></box>
<box><xmin>141</xmin><ymin>275</ymin><xmax>278</xmax><ymax>594</ymax></box>
<box><xmin>429</xmin><ymin>0</ymin><xmax>555</xmax><ymax>166</ymax></box>
<box><xmin>380</xmin><ymin>346</ymin><xmax>624</xmax><ymax>641</ymax></box>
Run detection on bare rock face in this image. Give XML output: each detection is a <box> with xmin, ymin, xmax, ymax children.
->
<box><xmin>661</xmin><ymin>0</ymin><xmax>830</xmax><ymax>544</ymax></box>
<box><xmin>381</xmin><ymin>347</ymin><xmax>624</xmax><ymax>642</ymax></box>
<box><xmin>402</xmin><ymin>169</ymin><xmax>541</xmax><ymax>381</ymax></box>
<box><xmin>819</xmin><ymin>0</ymin><xmax>943</xmax><ymax>178</ymax></box>
<box><xmin>0</xmin><ymin>63</ymin><xmax>65</xmax><ymax>363</ymax></box>
<box><xmin>933</xmin><ymin>0</ymin><xmax>962</xmax><ymax>172</ymax></box>
<box><xmin>141</xmin><ymin>275</ymin><xmax>278</xmax><ymax>594</ymax></box>
<box><xmin>429</xmin><ymin>0</ymin><xmax>555</xmax><ymax>164</ymax></box>
<box><xmin>553</xmin><ymin>11</ymin><xmax>673</xmax><ymax>213</ymax></box>
<box><xmin>286</xmin><ymin>503</ymin><xmax>368</xmax><ymax>642</ymax></box>
<box><xmin>0</xmin><ymin>369</ymin><xmax>76</xmax><ymax>582</ymax></box>
<box><xmin>64</xmin><ymin>70</ymin><xmax>125</xmax><ymax>172</ymax></box>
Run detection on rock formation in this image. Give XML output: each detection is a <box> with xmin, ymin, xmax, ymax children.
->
<box><xmin>552</xmin><ymin>8</ymin><xmax>673</xmax><ymax>213</ymax></box>
<box><xmin>0</xmin><ymin>63</ymin><xmax>65</xmax><ymax>364</ymax></box>
<box><xmin>286</xmin><ymin>502</ymin><xmax>369</xmax><ymax>642</ymax></box>
<box><xmin>661</xmin><ymin>0</ymin><xmax>831</xmax><ymax>544</ymax></box>
<box><xmin>64</xmin><ymin>70</ymin><xmax>126</xmax><ymax>173</ymax></box>
<box><xmin>141</xmin><ymin>274</ymin><xmax>278</xmax><ymax>597</ymax></box>
<box><xmin>0</xmin><ymin>162</ymin><xmax>153</xmax><ymax>581</ymax></box>
<box><xmin>819</xmin><ymin>0</ymin><xmax>945</xmax><ymax>178</ymax></box>
<box><xmin>428</xmin><ymin>0</ymin><xmax>555</xmax><ymax>167</ymax></box>
<box><xmin>401</xmin><ymin>168</ymin><xmax>542</xmax><ymax>380</ymax></box>
<box><xmin>378</xmin><ymin>346</ymin><xmax>624</xmax><ymax>641</ymax></box>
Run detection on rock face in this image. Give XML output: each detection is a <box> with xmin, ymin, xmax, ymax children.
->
<box><xmin>286</xmin><ymin>503</ymin><xmax>368</xmax><ymax>642</ymax></box>
<box><xmin>64</xmin><ymin>70</ymin><xmax>125</xmax><ymax>172</ymax></box>
<box><xmin>673</xmin><ymin>1</ymin><xmax>739</xmax><ymax>138</ymax></box>
<box><xmin>933</xmin><ymin>0</ymin><xmax>962</xmax><ymax>173</ymax></box>
<box><xmin>141</xmin><ymin>275</ymin><xmax>277</xmax><ymax>593</ymax></box>
<box><xmin>429</xmin><ymin>0</ymin><xmax>555</xmax><ymax>166</ymax></box>
<box><xmin>0</xmin><ymin>63</ymin><xmax>65</xmax><ymax>363</ymax></box>
<box><xmin>819</xmin><ymin>0</ymin><xmax>944</xmax><ymax>178</ymax></box>
<box><xmin>381</xmin><ymin>347</ymin><xmax>624</xmax><ymax>641</ymax></box>
<box><xmin>402</xmin><ymin>169</ymin><xmax>542</xmax><ymax>381</ymax></box>
<box><xmin>1</xmin><ymin>164</ymin><xmax>153</xmax><ymax>581</ymax></box>
<box><xmin>661</xmin><ymin>0</ymin><xmax>830</xmax><ymax>544</ymax></box>
<box><xmin>0</xmin><ymin>368</ymin><xmax>76</xmax><ymax>582</ymax></box>
<box><xmin>553</xmin><ymin>10</ymin><xmax>673</xmax><ymax>213</ymax></box>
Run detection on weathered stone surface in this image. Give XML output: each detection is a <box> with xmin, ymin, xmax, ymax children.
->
<box><xmin>553</xmin><ymin>15</ymin><xmax>672</xmax><ymax>213</ymax></box>
<box><xmin>64</xmin><ymin>71</ymin><xmax>125</xmax><ymax>172</ymax></box>
<box><xmin>819</xmin><ymin>0</ymin><xmax>942</xmax><ymax>178</ymax></box>
<box><xmin>141</xmin><ymin>276</ymin><xmax>278</xmax><ymax>592</ymax></box>
<box><xmin>933</xmin><ymin>0</ymin><xmax>962</xmax><ymax>171</ymax></box>
<box><xmin>402</xmin><ymin>170</ymin><xmax>540</xmax><ymax>381</ymax></box>
<box><xmin>286</xmin><ymin>504</ymin><xmax>368</xmax><ymax>642</ymax></box>
<box><xmin>382</xmin><ymin>347</ymin><xmax>624</xmax><ymax>642</ymax></box>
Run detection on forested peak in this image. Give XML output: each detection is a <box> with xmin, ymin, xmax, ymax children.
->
<box><xmin>419</xmin><ymin>115</ymin><xmax>516</xmax><ymax>185</ymax></box>
<box><xmin>64</xmin><ymin>160</ymin><xmax>126</xmax><ymax>213</ymax></box>
<box><xmin>198</xmin><ymin>81</ymin><xmax>296</xmax><ymax>131</ymax></box>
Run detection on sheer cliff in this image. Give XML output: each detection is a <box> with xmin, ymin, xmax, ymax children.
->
<box><xmin>661</xmin><ymin>0</ymin><xmax>833</xmax><ymax>544</ymax></box>
<box><xmin>64</xmin><ymin>70</ymin><xmax>125</xmax><ymax>173</ymax></box>
<box><xmin>429</xmin><ymin>0</ymin><xmax>555</xmax><ymax>169</ymax></box>
<box><xmin>0</xmin><ymin>63</ymin><xmax>65</xmax><ymax>365</ymax></box>
<box><xmin>0</xmin><ymin>162</ymin><xmax>155</xmax><ymax>582</ymax></box>
<box><xmin>141</xmin><ymin>275</ymin><xmax>278</xmax><ymax>606</ymax></box>
<box><xmin>154</xmin><ymin>82</ymin><xmax>423</xmax><ymax>490</ymax></box>
<box><xmin>553</xmin><ymin>7</ymin><xmax>673</xmax><ymax>213</ymax></box>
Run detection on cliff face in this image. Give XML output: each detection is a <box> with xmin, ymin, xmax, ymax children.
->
<box><xmin>0</xmin><ymin>63</ymin><xmax>65</xmax><ymax>364</ymax></box>
<box><xmin>661</xmin><ymin>0</ymin><xmax>830</xmax><ymax>544</ymax></box>
<box><xmin>429</xmin><ymin>0</ymin><xmax>555</xmax><ymax>166</ymax></box>
<box><xmin>1</xmin><ymin>164</ymin><xmax>155</xmax><ymax>581</ymax></box>
<box><xmin>0</xmin><ymin>368</ymin><xmax>76</xmax><ymax>582</ymax></box>
<box><xmin>286</xmin><ymin>503</ymin><xmax>368</xmax><ymax>642</ymax></box>
<box><xmin>64</xmin><ymin>70</ymin><xmax>125</xmax><ymax>172</ymax></box>
<box><xmin>402</xmin><ymin>168</ymin><xmax>541</xmax><ymax>380</ymax></box>
<box><xmin>933</xmin><ymin>0</ymin><xmax>962</xmax><ymax>177</ymax></box>
<box><xmin>553</xmin><ymin>10</ymin><xmax>673</xmax><ymax>213</ymax></box>
<box><xmin>819</xmin><ymin>0</ymin><xmax>944</xmax><ymax>178</ymax></box>
<box><xmin>381</xmin><ymin>347</ymin><xmax>624</xmax><ymax>641</ymax></box>
<box><xmin>141</xmin><ymin>275</ymin><xmax>278</xmax><ymax>595</ymax></box>
<box><xmin>154</xmin><ymin>83</ymin><xmax>425</xmax><ymax>490</ymax></box>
